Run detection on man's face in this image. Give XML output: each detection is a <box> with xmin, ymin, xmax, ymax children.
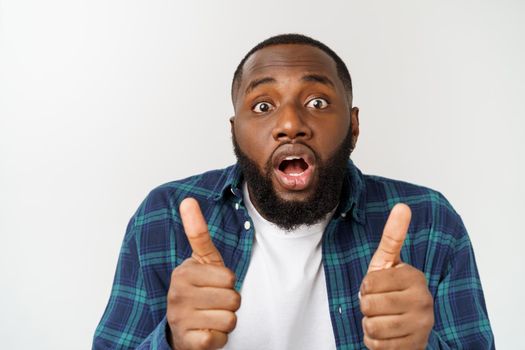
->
<box><xmin>231</xmin><ymin>44</ymin><xmax>359</xmax><ymax>227</ymax></box>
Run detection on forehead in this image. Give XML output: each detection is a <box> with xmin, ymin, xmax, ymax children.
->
<box><xmin>241</xmin><ymin>44</ymin><xmax>340</xmax><ymax>85</ymax></box>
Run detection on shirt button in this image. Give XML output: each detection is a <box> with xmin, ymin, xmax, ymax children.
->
<box><xmin>338</xmin><ymin>306</ymin><xmax>342</xmax><ymax>314</ymax></box>
<box><xmin>340</xmin><ymin>212</ymin><xmax>347</xmax><ymax>218</ymax></box>
<box><xmin>235</xmin><ymin>203</ymin><xmax>240</xmax><ymax>210</ymax></box>
<box><xmin>244</xmin><ymin>221</ymin><xmax>251</xmax><ymax>230</ymax></box>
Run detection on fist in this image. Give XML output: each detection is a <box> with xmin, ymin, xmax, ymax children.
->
<box><xmin>167</xmin><ymin>198</ymin><xmax>241</xmax><ymax>350</ymax></box>
<box><xmin>360</xmin><ymin>204</ymin><xmax>434</xmax><ymax>350</ymax></box>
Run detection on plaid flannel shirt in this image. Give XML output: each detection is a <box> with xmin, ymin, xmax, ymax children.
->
<box><xmin>93</xmin><ymin>160</ymin><xmax>494</xmax><ymax>349</ymax></box>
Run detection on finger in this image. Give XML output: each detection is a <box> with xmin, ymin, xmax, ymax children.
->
<box><xmin>368</xmin><ymin>203</ymin><xmax>411</xmax><ymax>272</ymax></box>
<box><xmin>360</xmin><ymin>264</ymin><xmax>416</xmax><ymax>295</ymax></box>
<box><xmin>360</xmin><ymin>290</ymin><xmax>411</xmax><ymax>316</ymax></box>
<box><xmin>193</xmin><ymin>287</ymin><xmax>241</xmax><ymax>311</ymax></box>
<box><xmin>180</xmin><ymin>197</ymin><xmax>224</xmax><ymax>266</ymax></box>
<box><xmin>184</xmin><ymin>329</ymin><xmax>228</xmax><ymax>350</ymax></box>
<box><xmin>175</xmin><ymin>259</ymin><xmax>236</xmax><ymax>288</ymax></box>
<box><xmin>187</xmin><ymin>310</ymin><xmax>238</xmax><ymax>333</ymax></box>
<box><xmin>172</xmin><ymin>266</ymin><xmax>240</xmax><ymax>309</ymax></box>
<box><xmin>362</xmin><ymin>315</ymin><xmax>412</xmax><ymax>340</ymax></box>
<box><xmin>363</xmin><ymin>333</ymin><xmax>413</xmax><ymax>350</ymax></box>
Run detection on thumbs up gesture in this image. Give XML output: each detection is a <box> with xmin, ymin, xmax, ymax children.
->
<box><xmin>167</xmin><ymin>198</ymin><xmax>241</xmax><ymax>350</ymax></box>
<box><xmin>360</xmin><ymin>204</ymin><xmax>434</xmax><ymax>350</ymax></box>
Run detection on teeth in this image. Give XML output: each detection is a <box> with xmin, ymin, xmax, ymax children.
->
<box><xmin>284</xmin><ymin>156</ymin><xmax>301</xmax><ymax>160</ymax></box>
<box><xmin>288</xmin><ymin>172</ymin><xmax>304</xmax><ymax>176</ymax></box>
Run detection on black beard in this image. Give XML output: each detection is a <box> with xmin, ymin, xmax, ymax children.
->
<box><xmin>232</xmin><ymin>129</ymin><xmax>353</xmax><ymax>231</ymax></box>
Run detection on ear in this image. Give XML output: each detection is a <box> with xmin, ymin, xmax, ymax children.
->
<box><xmin>351</xmin><ymin>107</ymin><xmax>360</xmax><ymax>149</ymax></box>
<box><xmin>229</xmin><ymin>116</ymin><xmax>235</xmax><ymax>131</ymax></box>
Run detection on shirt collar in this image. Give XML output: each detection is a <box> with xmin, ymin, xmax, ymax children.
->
<box><xmin>209</xmin><ymin>160</ymin><xmax>366</xmax><ymax>225</ymax></box>
<box><xmin>338</xmin><ymin>159</ymin><xmax>366</xmax><ymax>224</ymax></box>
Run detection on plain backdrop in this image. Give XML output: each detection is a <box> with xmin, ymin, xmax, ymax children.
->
<box><xmin>1</xmin><ymin>0</ymin><xmax>524</xmax><ymax>348</ymax></box>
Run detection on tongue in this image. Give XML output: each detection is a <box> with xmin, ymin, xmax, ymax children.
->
<box><xmin>282</xmin><ymin>159</ymin><xmax>307</xmax><ymax>175</ymax></box>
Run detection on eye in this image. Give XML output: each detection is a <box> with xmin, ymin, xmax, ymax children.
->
<box><xmin>252</xmin><ymin>101</ymin><xmax>274</xmax><ymax>113</ymax></box>
<box><xmin>306</xmin><ymin>98</ymin><xmax>329</xmax><ymax>109</ymax></box>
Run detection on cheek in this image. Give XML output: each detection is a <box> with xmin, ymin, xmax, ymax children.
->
<box><xmin>234</xmin><ymin>119</ymin><xmax>273</xmax><ymax>164</ymax></box>
<box><xmin>313</xmin><ymin>118</ymin><xmax>350</xmax><ymax>157</ymax></box>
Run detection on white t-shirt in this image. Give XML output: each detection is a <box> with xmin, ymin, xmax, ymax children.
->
<box><xmin>223</xmin><ymin>183</ymin><xmax>337</xmax><ymax>350</ymax></box>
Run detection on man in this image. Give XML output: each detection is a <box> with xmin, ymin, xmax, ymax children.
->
<box><xmin>93</xmin><ymin>34</ymin><xmax>494</xmax><ymax>349</ymax></box>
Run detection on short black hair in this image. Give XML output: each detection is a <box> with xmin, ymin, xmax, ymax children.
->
<box><xmin>231</xmin><ymin>33</ymin><xmax>353</xmax><ymax>104</ymax></box>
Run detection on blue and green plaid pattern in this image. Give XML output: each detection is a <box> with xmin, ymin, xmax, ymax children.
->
<box><xmin>93</xmin><ymin>160</ymin><xmax>494</xmax><ymax>349</ymax></box>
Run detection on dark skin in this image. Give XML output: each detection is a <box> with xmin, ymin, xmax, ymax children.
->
<box><xmin>167</xmin><ymin>44</ymin><xmax>434</xmax><ymax>350</ymax></box>
<box><xmin>231</xmin><ymin>44</ymin><xmax>359</xmax><ymax>204</ymax></box>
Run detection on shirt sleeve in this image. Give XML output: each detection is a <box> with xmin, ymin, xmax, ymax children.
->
<box><xmin>427</xmin><ymin>216</ymin><xmax>495</xmax><ymax>349</ymax></box>
<box><xmin>92</xmin><ymin>216</ymin><xmax>172</xmax><ymax>350</ymax></box>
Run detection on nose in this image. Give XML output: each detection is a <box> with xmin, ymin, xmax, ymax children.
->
<box><xmin>271</xmin><ymin>103</ymin><xmax>312</xmax><ymax>142</ymax></box>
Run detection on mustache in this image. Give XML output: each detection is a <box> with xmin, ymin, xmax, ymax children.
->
<box><xmin>231</xmin><ymin>128</ymin><xmax>353</xmax><ymax>230</ymax></box>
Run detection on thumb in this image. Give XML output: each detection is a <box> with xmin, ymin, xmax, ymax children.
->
<box><xmin>179</xmin><ymin>197</ymin><xmax>224</xmax><ymax>266</ymax></box>
<box><xmin>367</xmin><ymin>203</ymin><xmax>411</xmax><ymax>273</ymax></box>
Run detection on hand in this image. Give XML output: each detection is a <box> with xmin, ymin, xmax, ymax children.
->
<box><xmin>167</xmin><ymin>198</ymin><xmax>241</xmax><ymax>350</ymax></box>
<box><xmin>360</xmin><ymin>204</ymin><xmax>434</xmax><ymax>350</ymax></box>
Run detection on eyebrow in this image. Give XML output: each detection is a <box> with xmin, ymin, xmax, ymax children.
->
<box><xmin>301</xmin><ymin>74</ymin><xmax>335</xmax><ymax>88</ymax></box>
<box><xmin>243</xmin><ymin>74</ymin><xmax>335</xmax><ymax>95</ymax></box>
<box><xmin>245</xmin><ymin>77</ymin><xmax>276</xmax><ymax>95</ymax></box>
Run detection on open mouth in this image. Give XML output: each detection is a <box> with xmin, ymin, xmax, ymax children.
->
<box><xmin>272</xmin><ymin>144</ymin><xmax>316</xmax><ymax>191</ymax></box>
<box><xmin>278</xmin><ymin>156</ymin><xmax>309</xmax><ymax>176</ymax></box>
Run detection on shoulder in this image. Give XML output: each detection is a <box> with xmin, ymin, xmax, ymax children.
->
<box><xmin>362</xmin><ymin>174</ymin><xmax>462</xmax><ymax>232</ymax></box>
<box><xmin>360</xmin><ymin>174</ymin><xmax>469</xmax><ymax>275</ymax></box>
<box><xmin>121</xmin><ymin>165</ymin><xmax>236</xmax><ymax>267</ymax></box>
<box><xmin>132</xmin><ymin>165</ymin><xmax>235</xmax><ymax>220</ymax></box>
<box><xmin>124</xmin><ymin>165</ymin><xmax>234</xmax><ymax>239</ymax></box>
<box><xmin>147</xmin><ymin>165</ymin><xmax>235</xmax><ymax>205</ymax></box>
<box><xmin>364</xmin><ymin>174</ymin><xmax>450</xmax><ymax>207</ymax></box>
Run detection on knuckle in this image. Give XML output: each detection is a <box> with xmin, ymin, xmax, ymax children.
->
<box><xmin>168</xmin><ymin>280</ymin><xmax>189</xmax><ymax>304</ymax></box>
<box><xmin>399</xmin><ymin>263</ymin><xmax>411</xmax><ymax>272</ymax></box>
<box><xmin>375</xmin><ymin>342</ymin><xmax>386</xmax><ymax>350</ymax></box>
<box><xmin>166</xmin><ymin>309</ymin><xmax>183</xmax><ymax>328</ymax></box>
<box><xmin>224</xmin><ymin>269</ymin><xmax>237</xmax><ymax>287</ymax></box>
<box><xmin>171</xmin><ymin>263</ymin><xmax>190</xmax><ymax>282</ymax></box>
<box><xmin>416</xmin><ymin>289</ymin><xmax>433</xmax><ymax>310</ymax></box>
<box><xmin>229</xmin><ymin>291</ymin><xmax>242</xmax><ymax>311</ymax></box>
<box><xmin>198</xmin><ymin>332</ymin><xmax>214</xmax><ymax>349</ymax></box>
<box><xmin>167</xmin><ymin>289</ymin><xmax>176</xmax><ymax>303</ymax></box>
<box><xmin>225</xmin><ymin>312</ymin><xmax>237</xmax><ymax>332</ymax></box>
<box><xmin>422</xmin><ymin>312</ymin><xmax>435</xmax><ymax>330</ymax></box>
<box><xmin>363</xmin><ymin>336</ymin><xmax>372</xmax><ymax>349</ymax></box>
<box><xmin>167</xmin><ymin>288</ymin><xmax>178</xmax><ymax>304</ymax></box>
<box><xmin>428</xmin><ymin>312</ymin><xmax>435</xmax><ymax>328</ymax></box>
<box><xmin>422</xmin><ymin>295</ymin><xmax>433</xmax><ymax>310</ymax></box>
<box><xmin>167</xmin><ymin>292</ymin><xmax>193</xmax><ymax>325</ymax></box>
<box><xmin>399</xmin><ymin>264</ymin><xmax>413</xmax><ymax>277</ymax></box>
<box><xmin>166</xmin><ymin>311</ymin><xmax>176</xmax><ymax>325</ymax></box>
<box><xmin>364</xmin><ymin>336</ymin><xmax>380</xmax><ymax>350</ymax></box>
<box><xmin>363</xmin><ymin>317</ymin><xmax>377</xmax><ymax>338</ymax></box>
<box><xmin>170</xmin><ymin>267</ymin><xmax>180</xmax><ymax>281</ymax></box>
<box><xmin>361</xmin><ymin>295</ymin><xmax>377</xmax><ymax>315</ymax></box>
<box><xmin>425</xmin><ymin>290</ymin><xmax>434</xmax><ymax>306</ymax></box>
<box><xmin>216</xmin><ymin>333</ymin><xmax>228</xmax><ymax>349</ymax></box>
<box><xmin>414</xmin><ymin>315</ymin><xmax>428</xmax><ymax>334</ymax></box>
<box><xmin>408</xmin><ymin>267</ymin><xmax>426</xmax><ymax>283</ymax></box>
<box><xmin>360</xmin><ymin>296</ymin><xmax>370</xmax><ymax>315</ymax></box>
<box><xmin>361</xmin><ymin>276</ymin><xmax>373</xmax><ymax>294</ymax></box>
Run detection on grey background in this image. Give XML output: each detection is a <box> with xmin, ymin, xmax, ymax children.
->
<box><xmin>1</xmin><ymin>0</ymin><xmax>523</xmax><ymax>348</ymax></box>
